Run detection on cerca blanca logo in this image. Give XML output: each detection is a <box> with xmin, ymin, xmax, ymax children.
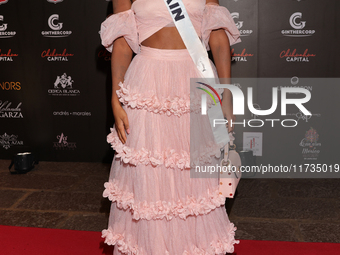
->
<box><xmin>231</xmin><ymin>12</ymin><xmax>253</xmax><ymax>36</ymax></box>
<box><xmin>0</xmin><ymin>133</ymin><xmax>23</xmax><ymax>150</ymax></box>
<box><xmin>53</xmin><ymin>133</ymin><xmax>76</xmax><ymax>150</ymax></box>
<box><xmin>0</xmin><ymin>15</ymin><xmax>16</xmax><ymax>38</ymax></box>
<box><xmin>0</xmin><ymin>100</ymin><xmax>23</xmax><ymax>118</ymax></box>
<box><xmin>282</xmin><ymin>12</ymin><xmax>315</xmax><ymax>37</ymax></box>
<box><xmin>48</xmin><ymin>73</ymin><xmax>80</xmax><ymax>96</ymax></box>
<box><xmin>42</xmin><ymin>14</ymin><xmax>72</xmax><ymax>37</ymax></box>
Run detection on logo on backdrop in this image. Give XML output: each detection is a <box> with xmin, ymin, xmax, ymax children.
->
<box><xmin>282</xmin><ymin>12</ymin><xmax>315</xmax><ymax>37</ymax></box>
<box><xmin>0</xmin><ymin>0</ymin><xmax>9</xmax><ymax>5</ymax></box>
<box><xmin>41</xmin><ymin>48</ymin><xmax>74</xmax><ymax>61</ymax></box>
<box><xmin>0</xmin><ymin>15</ymin><xmax>16</xmax><ymax>38</ymax></box>
<box><xmin>98</xmin><ymin>49</ymin><xmax>111</xmax><ymax>61</ymax></box>
<box><xmin>0</xmin><ymin>133</ymin><xmax>23</xmax><ymax>150</ymax></box>
<box><xmin>0</xmin><ymin>49</ymin><xmax>18</xmax><ymax>61</ymax></box>
<box><xmin>231</xmin><ymin>48</ymin><xmax>254</xmax><ymax>62</ymax></box>
<box><xmin>53</xmin><ymin>111</ymin><xmax>91</xmax><ymax>117</ymax></box>
<box><xmin>300</xmin><ymin>127</ymin><xmax>321</xmax><ymax>160</ymax></box>
<box><xmin>280</xmin><ymin>49</ymin><xmax>316</xmax><ymax>62</ymax></box>
<box><xmin>53</xmin><ymin>133</ymin><xmax>76</xmax><ymax>150</ymax></box>
<box><xmin>41</xmin><ymin>14</ymin><xmax>72</xmax><ymax>37</ymax></box>
<box><xmin>48</xmin><ymin>73</ymin><xmax>80</xmax><ymax>96</ymax></box>
<box><xmin>0</xmin><ymin>100</ymin><xmax>23</xmax><ymax>118</ymax></box>
<box><xmin>283</xmin><ymin>77</ymin><xmax>320</xmax><ymax>122</ymax></box>
<box><xmin>231</xmin><ymin>12</ymin><xmax>253</xmax><ymax>36</ymax></box>
<box><xmin>0</xmin><ymin>81</ymin><xmax>21</xmax><ymax>90</ymax></box>
<box><xmin>47</xmin><ymin>0</ymin><xmax>63</xmax><ymax>3</ymax></box>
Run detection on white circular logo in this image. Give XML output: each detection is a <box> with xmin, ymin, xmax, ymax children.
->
<box><xmin>48</xmin><ymin>14</ymin><xmax>63</xmax><ymax>30</ymax></box>
<box><xmin>231</xmin><ymin>12</ymin><xmax>243</xmax><ymax>30</ymax></box>
<box><xmin>289</xmin><ymin>12</ymin><xmax>306</xmax><ymax>29</ymax></box>
<box><xmin>0</xmin><ymin>15</ymin><xmax>8</xmax><ymax>31</ymax></box>
<box><xmin>291</xmin><ymin>76</ymin><xmax>299</xmax><ymax>85</ymax></box>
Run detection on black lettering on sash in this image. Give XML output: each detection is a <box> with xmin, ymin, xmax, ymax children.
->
<box><xmin>166</xmin><ymin>0</ymin><xmax>185</xmax><ymax>22</ymax></box>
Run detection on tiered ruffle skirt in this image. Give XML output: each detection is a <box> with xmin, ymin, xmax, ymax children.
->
<box><xmin>102</xmin><ymin>45</ymin><xmax>240</xmax><ymax>255</ymax></box>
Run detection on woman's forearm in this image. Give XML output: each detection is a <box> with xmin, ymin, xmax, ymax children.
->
<box><xmin>209</xmin><ymin>29</ymin><xmax>233</xmax><ymax>107</ymax></box>
<box><xmin>111</xmin><ymin>37</ymin><xmax>133</xmax><ymax>109</ymax></box>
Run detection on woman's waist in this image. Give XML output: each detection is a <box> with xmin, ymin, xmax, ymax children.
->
<box><xmin>138</xmin><ymin>45</ymin><xmax>191</xmax><ymax>60</ymax></box>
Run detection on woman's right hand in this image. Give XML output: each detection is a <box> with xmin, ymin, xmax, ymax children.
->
<box><xmin>113</xmin><ymin>104</ymin><xmax>130</xmax><ymax>144</ymax></box>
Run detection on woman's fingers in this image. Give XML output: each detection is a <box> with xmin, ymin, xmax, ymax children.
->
<box><xmin>113</xmin><ymin>106</ymin><xmax>130</xmax><ymax>144</ymax></box>
<box><xmin>115</xmin><ymin>117</ymin><xmax>127</xmax><ymax>144</ymax></box>
<box><xmin>123</xmin><ymin>114</ymin><xmax>130</xmax><ymax>135</ymax></box>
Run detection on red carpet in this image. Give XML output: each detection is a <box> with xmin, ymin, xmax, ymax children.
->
<box><xmin>0</xmin><ymin>225</ymin><xmax>339</xmax><ymax>255</ymax></box>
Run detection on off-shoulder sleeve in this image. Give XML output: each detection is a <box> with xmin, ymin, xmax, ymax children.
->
<box><xmin>100</xmin><ymin>9</ymin><xmax>139</xmax><ymax>53</ymax></box>
<box><xmin>201</xmin><ymin>4</ymin><xmax>241</xmax><ymax>51</ymax></box>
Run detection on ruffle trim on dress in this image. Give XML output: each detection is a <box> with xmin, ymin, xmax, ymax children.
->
<box><xmin>102</xmin><ymin>227</ymin><xmax>240</xmax><ymax>255</ymax></box>
<box><xmin>102</xmin><ymin>228</ymin><xmax>145</xmax><ymax>255</ymax></box>
<box><xmin>107</xmin><ymin>129</ymin><xmax>222</xmax><ymax>170</ymax></box>
<box><xmin>103</xmin><ymin>179</ymin><xmax>226</xmax><ymax>221</ymax></box>
<box><xmin>115</xmin><ymin>82</ymin><xmax>224</xmax><ymax>116</ymax></box>
<box><xmin>116</xmin><ymin>82</ymin><xmax>191</xmax><ymax>117</ymax></box>
<box><xmin>183</xmin><ymin>224</ymin><xmax>240</xmax><ymax>254</ymax></box>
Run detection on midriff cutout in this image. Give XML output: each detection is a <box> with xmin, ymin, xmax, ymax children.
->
<box><xmin>140</xmin><ymin>26</ymin><xmax>187</xmax><ymax>50</ymax></box>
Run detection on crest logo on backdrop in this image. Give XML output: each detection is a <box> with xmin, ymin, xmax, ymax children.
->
<box><xmin>53</xmin><ymin>133</ymin><xmax>76</xmax><ymax>150</ymax></box>
<box><xmin>300</xmin><ymin>127</ymin><xmax>321</xmax><ymax>161</ymax></box>
<box><xmin>0</xmin><ymin>133</ymin><xmax>23</xmax><ymax>150</ymax></box>
<box><xmin>48</xmin><ymin>73</ymin><xmax>80</xmax><ymax>96</ymax></box>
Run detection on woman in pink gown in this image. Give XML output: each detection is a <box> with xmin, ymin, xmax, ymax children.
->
<box><xmin>100</xmin><ymin>0</ymin><xmax>241</xmax><ymax>254</ymax></box>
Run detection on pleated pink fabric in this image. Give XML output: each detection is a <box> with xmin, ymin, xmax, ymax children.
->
<box><xmin>100</xmin><ymin>1</ymin><xmax>241</xmax><ymax>254</ymax></box>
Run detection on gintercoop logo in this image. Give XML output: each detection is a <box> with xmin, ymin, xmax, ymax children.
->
<box><xmin>282</xmin><ymin>12</ymin><xmax>315</xmax><ymax>37</ymax></box>
<box><xmin>42</xmin><ymin>14</ymin><xmax>72</xmax><ymax>37</ymax></box>
<box><xmin>231</xmin><ymin>12</ymin><xmax>253</xmax><ymax>36</ymax></box>
<box><xmin>0</xmin><ymin>15</ymin><xmax>16</xmax><ymax>38</ymax></box>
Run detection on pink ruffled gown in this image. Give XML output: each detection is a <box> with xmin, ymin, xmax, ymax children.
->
<box><xmin>100</xmin><ymin>0</ymin><xmax>241</xmax><ymax>254</ymax></box>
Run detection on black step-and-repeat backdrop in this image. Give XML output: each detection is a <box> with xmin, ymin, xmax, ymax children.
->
<box><xmin>1</xmin><ymin>0</ymin><xmax>339</xmax><ymax>165</ymax></box>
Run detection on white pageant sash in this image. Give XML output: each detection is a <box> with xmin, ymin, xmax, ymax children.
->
<box><xmin>162</xmin><ymin>0</ymin><xmax>230</xmax><ymax>147</ymax></box>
